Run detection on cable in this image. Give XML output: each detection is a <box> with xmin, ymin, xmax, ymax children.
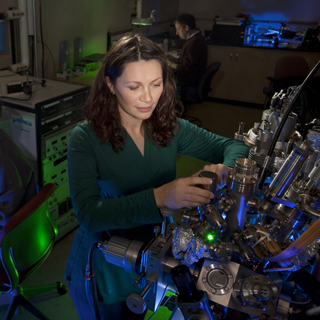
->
<box><xmin>279</xmin><ymin>294</ymin><xmax>311</xmax><ymax>305</ymax></box>
<box><xmin>39</xmin><ymin>0</ymin><xmax>45</xmax><ymax>78</ymax></box>
<box><xmin>1</xmin><ymin>92</ymin><xmax>32</xmax><ymax>101</ymax></box>
<box><xmin>37</xmin><ymin>40</ymin><xmax>56</xmax><ymax>77</ymax></box>
<box><xmin>85</xmin><ymin>242</ymin><xmax>101</xmax><ymax>320</ymax></box>
<box><xmin>268</xmin><ymin>111</ymin><xmax>287</xmax><ymax>159</ymax></box>
<box><xmin>257</xmin><ymin>60</ymin><xmax>320</xmax><ymax>190</ymax></box>
<box><xmin>269</xmin><ymin>60</ymin><xmax>320</xmax><ymax>154</ymax></box>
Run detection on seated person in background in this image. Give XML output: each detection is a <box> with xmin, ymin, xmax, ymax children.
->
<box><xmin>166</xmin><ymin>13</ymin><xmax>208</xmax><ymax>89</ymax></box>
<box><xmin>65</xmin><ymin>34</ymin><xmax>249</xmax><ymax>319</ymax></box>
<box><xmin>0</xmin><ymin>129</ymin><xmax>37</xmax><ymax>227</ymax></box>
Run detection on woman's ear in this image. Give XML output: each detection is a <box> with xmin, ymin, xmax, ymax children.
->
<box><xmin>106</xmin><ymin>76</ymin><xmax>115</xmax><ymax>95</ymax></box>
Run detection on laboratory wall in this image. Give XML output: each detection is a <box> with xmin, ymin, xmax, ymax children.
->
<box><xmin>0</xmin><ymin>0</ymin><xmax>15</xmax><ymax>69</ymax></box>
<box><xmin>0</xmin><ymin>0</ymin><xmax>179</xmax><ymax>80</ymax></box>
<box><xmin>1</xmin><ymin>0</ymin><xmax>320</xmax><ymax>80</ymax></box>
<box><xmin>41</xmin><ymin>0</ymin><xmax>132</xmax><ymax>78</ymax></box>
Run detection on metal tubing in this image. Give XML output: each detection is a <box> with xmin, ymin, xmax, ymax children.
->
<box><xmin>266</xmin><ymin>140</ymin><xmax>313</xmax><ymax>199</ymax></box>
<box><xmin>225</xmin><ymin>192</ymin><xmax>252</xmax><ymax>233</ymax></box>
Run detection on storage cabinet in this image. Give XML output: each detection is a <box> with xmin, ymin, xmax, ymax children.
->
<box><xmin>208</xmin><ymin>45</ymin><xmax>320</xmax><ymax>105</ymax></box>
<box><xmin>208</xmin><ymin>45</ymin><xmax>268</xmax><ymax>104</ymax></box>
<box><xmin>264</xmin><ymin>50</ymin><xmax>320</xmax><ymax>85</ymax></box>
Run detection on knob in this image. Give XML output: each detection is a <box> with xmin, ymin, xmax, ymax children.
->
<box><xmin>126</xmin><ymin>293</ymin><xmax>147</xmax><ymax>314</ymax></box>
<box><xmin>160</xmin><ymin>207</ymin><xmax>176</xmax><ymax>217</ymax></box>
<box><xmin>154</xmin><ymin>226</ymin><xmax>161</xmax><ymax>237</ymax></box>
<box><xmin>199</xmin><ymin>171</ymin><xmax>218</xmax><ymax>198</ymax></box>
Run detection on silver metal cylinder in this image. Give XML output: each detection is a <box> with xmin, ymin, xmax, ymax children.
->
<box><xmin>235</xmin><ymin>122</ymin><xmax>246</xmax><ymax>141</ymax></box>
<box><xmin>265</xmin><ymin>140</ymin><xmax>314</xmax><ymax>200</ymax></box>
<box><xmin>204</xmin><ymin>204</ymin><xmax>227</xmax><ymax>233</ymax></box>
<box><xmin>261</xmin><ymin>109</ymin><xmax>297</xmax><ymax>141</ymax></box>
<box><xmin>305</xmin><ymin>160</ymin><xmax>320</xmax><ymax>192</ymax></box>
<box><xmin>225</xmin><ymin>158</ymin><xmax>258</xmax><ymax>234</ymax></box>
<box><xmin>101</xmin><ymin>236</ymin><xmax>144</xmax><ymax>273</ymax></box>
<box><xmin>227</xmin><ymin>158</ymin><xmax>258</xmax><ymax>194</ymax></box>
<box><xmin>249</xmin><ymin>130</ymin><xmax>273</xmax><ymax>168</ymax></box>
<box><xmin>199</xmin><ymin>171</ymin><xmax>218</xmax><ymax>199</ymax></box>
<box><xmin>225</xmin><ymin>192</ymin><xmax>252</xmax><ymax>234</ymax></box>
<box><xmin>301</xmin><ymin>152</ymin><xmax>317</xmax><ymax>179</ymax></box>
<box><xmin>272</xmin><ymin>206</ymin><xmax>309</xmax><ymax>243</ymax></box>
<box><xmin>233</xmin><ymin>274</ymin><xmax>279</xmax><ymax>310</ymax></box>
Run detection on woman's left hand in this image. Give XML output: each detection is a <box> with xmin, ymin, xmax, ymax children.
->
<box><xmin>192</xmin><ymin>164</ymin><xmax>232</xmax><ymax>188</ymax></box>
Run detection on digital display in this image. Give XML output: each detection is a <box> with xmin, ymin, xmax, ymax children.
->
<box><xmin>7</xmin><ymin>83</ymin><xmax>23</xmax><ymax>94</ymax></box>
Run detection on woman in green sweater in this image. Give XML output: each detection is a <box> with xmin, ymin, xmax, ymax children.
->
<box><xmin>65</xmin><ymin>34</ymin><xmax>249</xmax><ymax>319</ymax></box>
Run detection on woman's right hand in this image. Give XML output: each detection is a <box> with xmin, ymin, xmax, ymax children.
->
<box><xmin>153</xmin><ymin>177</ymin><xmax>214</xmax><ymax>209</ymax></box>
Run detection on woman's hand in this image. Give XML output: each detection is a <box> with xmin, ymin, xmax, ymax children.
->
<box><xmin>192</xmin><ymin>164</ymin><xmax>232</xmax><ymax>188</ymax></box>
<box><xmin>153</xmin><ymin>177</ymin><xmax>214</xmax><ymax>209</ymax></box>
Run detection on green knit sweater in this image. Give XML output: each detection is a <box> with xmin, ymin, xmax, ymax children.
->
<box><xmin>64</xmin><ymin>118</ymin><xmax>249</xmax><ymax>305</ymax></box>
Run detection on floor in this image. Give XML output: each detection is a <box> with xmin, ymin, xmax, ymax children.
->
<box><xmin>0</xmin><ymin>99</ymin><xmax>263</xmax><ymax>320</ymax></box>
<box><xmin>185</xmin><ymin>98</ymin><xmax>263</xmax><ymax>139</ymax></box>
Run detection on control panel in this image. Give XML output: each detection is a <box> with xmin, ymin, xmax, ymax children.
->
<box><xmin>0</xmin><ymin>78</ymin><xmax>89</xmax><ymax>241</ymax></box>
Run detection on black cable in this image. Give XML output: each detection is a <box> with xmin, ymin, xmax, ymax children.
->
<box><xmin>269</xmin><ymin>61</ymin><xmax>320</xmax><ymax>156</ymax></box>
<box><xmin>86</xmin><ymin>243</ymin><xmax>101</xmax><ymax>320</ymax></box>
<box><xmin>39</xmin><ymin>1</ymin><xmax>45</xmax><ymax>79</ymax></box>
<box><xmin>289</xmin><ymin>268</ymin><xmax>320</xmax><ymax>306</ymax></box>
<box><xmin>1</xmin><ymin>92</ymin><xmax>32</xmax><ymax>101</ymax></box>
<box><xmin>257</xmin><ymin>60</ymin><xmax>320</xmax><ymax>190</ymax></box>
<box><xmin>30</xmin><ymin>35</ymin><xmax>35</xmax><ymax>77</ymax></box>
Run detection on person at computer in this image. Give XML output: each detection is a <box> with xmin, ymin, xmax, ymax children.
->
<box><xmin>166</xmin><ymin>13</ymin><xmax>208</xmax><ymax>87</ymax></box>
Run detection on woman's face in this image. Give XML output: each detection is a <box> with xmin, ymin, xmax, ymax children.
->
<box><xmin>107</xmin><ymin>59</ymin><xmax>163</xmax><ymax>126</ymax></box>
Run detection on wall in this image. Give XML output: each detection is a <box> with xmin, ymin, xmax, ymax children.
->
<box><xmin>0</xmin><ymin>0</ymin><xmax>135</xmax><ymax>78</ymax></box>
<box><xmin>41</xmin><ymin>0</ymin><xmax>134</xmax><ymax>79</ymax></box>
<box><xmin>2</xmin><ymin>1</ymin><xmax>320</xmax><ymax>80</ymax></box>
<box><xmin>179</xmin><ymin>0</ymin><xmax>320</xmax><ymax>31</ymax></box>
<box><xmin>0</xmin><ymin>0</ymin><xmax>16</xmax><ymax>69</ymax></box>
<box><xmin>0</xmin><ymin>0</ymin><xmax>179</xmax><ymax>80</ymax></box>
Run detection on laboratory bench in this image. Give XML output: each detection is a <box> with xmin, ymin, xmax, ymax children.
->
<box><xmin>149</xmin><ymin>29</ymin><xmax>320</xmax><ymax>105</ymax></box>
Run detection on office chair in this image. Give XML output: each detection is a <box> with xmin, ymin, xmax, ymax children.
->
<box><xmin>263</xmin><ymin>55</ymin><xmax>310</xmax><ymax>109</ymax></box>
<box><xmin>179</xmin><ymin>61</ymin><xmax>221</xmax><ymax>126</ymax></box>
<box><xmin>0</xmin><ymin>183</ymin><xmax>67</xmax><ymax>320</ymax></box>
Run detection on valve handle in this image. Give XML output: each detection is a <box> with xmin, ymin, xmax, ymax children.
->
<box><xmin>126</xmin><ymin>293</ymin><xmax>147</xmax><ymax>314</ymax></box>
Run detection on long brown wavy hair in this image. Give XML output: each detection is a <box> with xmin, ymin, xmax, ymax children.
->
<box><xmin>85</xmin><ymin>34</ymin><xmax>183</xmax><ymax>151</ymax></box>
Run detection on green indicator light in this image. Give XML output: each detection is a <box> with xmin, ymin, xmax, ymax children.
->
<box><xmin>207</xmin><ymin>234</ymin><xmax>214</xmax><ymax>241</ymax></box>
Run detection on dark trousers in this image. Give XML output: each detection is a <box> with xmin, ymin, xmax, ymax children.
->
<box><xmin>68</xmin><ymin>281</ymin><xmax>147</xmax><ymax>320</ymax></box>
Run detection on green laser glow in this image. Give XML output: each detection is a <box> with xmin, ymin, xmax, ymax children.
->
<box><xmin>207</xmin><ymin>234</ymin><xmax>214</xmax><ymax>241</ymax></box>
